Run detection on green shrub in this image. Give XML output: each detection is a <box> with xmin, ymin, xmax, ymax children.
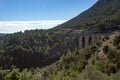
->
<box><xmin>103</xmin><ymin>45</ymin><xmax>109</xmax><ymax>53</ymax></box>
<box><xmin>109</xmin><ymin>70</ymin><xmax>120</xmax><ymax>80</ymax></box>
<box><xmin>0</xmin><ymin>70</ymin><xmax>9</xmax><ymax>80</ymax></box>
<box><xmin>4</xmin><ymin>69</ymin><xmax>20</xmax><ymax>80</ymax></box>
<box><xmin>105</xmin><ymin>36</ymin><xmax>110</xmax><ymax>40</ymax></box>
<box><xmin>107</xmin><ymin>49</ymin><xmax>116</xmax><ymax>60</ymax></box>
<box><xmin>80</xmin><ymin>49</ymin><xmax>92</xmax><ymax>59</ymax></box>
<box><xmin>96</xmin><ymin>42</ymin><xmax>101</xmax><ymax>46</ymax></box>
<box><xmin>116</xmin><ymin>45</ymin><xmax>120</xmax><ymax>50</ymax></box>
<box><xmin>49</xmin><ymin>70</ymin><xmax>78</xmax><ymax>80</ymax></box>
<box><xmin>90</xmin><ymin>45</ymin><xmax>97</xmax><ymax>52</ymax></box>
<box><xmin>77</xmin><ymin>65</ymin><xmax>109</xmax><ymax>80</ymax></box>
<box><xmin>113</xmin><ymin>35</ymin><xmax>120</xmax><ymax>46</ymax></box>
<box><xmin>19</xmin><ymin>69</ymin><xmax>32</xmax><ymax>80</ymax></box>
<box><xmin>95</xmin><ymin>61</ymin><xmax>108</xmax><ymax>73</ymax></box>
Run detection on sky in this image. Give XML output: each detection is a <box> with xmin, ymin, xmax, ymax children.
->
<box><xmin>0</xmin><ymin>0</ymin><xmax>98</xmax><ymax>33</ymax></box>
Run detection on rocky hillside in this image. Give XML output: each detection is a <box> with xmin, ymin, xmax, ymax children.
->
<box><xmin>38</xmin><ymin>31</ymin><xmax>120</xmax><ymax>80</ymax></box>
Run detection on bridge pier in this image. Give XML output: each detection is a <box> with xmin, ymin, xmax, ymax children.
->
<box><xmin>78</xmin><ymin>34</ymin><xmax>106</xmax><ymax>50</ymax></box>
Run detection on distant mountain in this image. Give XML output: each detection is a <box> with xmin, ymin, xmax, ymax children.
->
<box><xmin>0</xmin><ymin>34</ymin><xmax>5</xmax><ymax>41</ymax></box>
<box><xmin>0</xmin><ymin>33</ymin><xmax>5</xmax><ymax>36</ymax></box>
<box><xmin>0</xmin><ymin>33</ymin><xmax>5</xmax><ymax>37</ymax></box>
<box><xmin>57</xmin><ymin>0</ymin><xmax>120</xmax><ymax>32</ymax></box>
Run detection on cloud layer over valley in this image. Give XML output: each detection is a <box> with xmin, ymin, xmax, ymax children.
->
<box><xmin>0</xmin><ymin>20</ymin><xmax>66</xmax><ymax>33</ymax></box>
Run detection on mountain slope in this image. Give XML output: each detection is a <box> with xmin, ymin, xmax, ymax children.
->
<box><xmin>40</xmin><ymin>31</ymin><xmax>120</xmax><ymax>80</ymax></box>
<box><xmin>57</xmin><ymin>0</ymin><xmax>120</xmax><ymax>32</ymax></box>
<box><xmin>0</xmin><ymin>29</ymin><xmax>79</xmax><ymax>69</ymax></box>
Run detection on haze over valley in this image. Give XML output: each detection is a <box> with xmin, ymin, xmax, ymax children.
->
<box><xmin>0</xmin><ymin>20</ymin><xmax>66</xmax><ymax>33</ymax></box>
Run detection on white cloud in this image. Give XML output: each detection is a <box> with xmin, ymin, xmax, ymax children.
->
<box><xmin>0</xmin><ymin>20</ymin><xmax>67</xmax><ymax>33</ymax></box>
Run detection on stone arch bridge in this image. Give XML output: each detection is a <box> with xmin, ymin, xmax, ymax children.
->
<box><xmin>78</xmin><ymin>33</ymin><xmax>107</xmax><ymax>49</ymax></box>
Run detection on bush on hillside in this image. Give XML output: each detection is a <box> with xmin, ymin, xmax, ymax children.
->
<box><xmin>113</xmin><ymin>35</ymin><xmax>120</xmax><ymax>46</ymax></box>
<box><xmin>103</xmin><ymin>45</ymin><xmax>109</xmax><ymax>53</ymax></box>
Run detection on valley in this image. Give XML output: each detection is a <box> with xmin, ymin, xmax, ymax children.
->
<box><xmin>0</xmin><ymin>0</ymin><xmax>120</xmax><ymax>80</ymax></box>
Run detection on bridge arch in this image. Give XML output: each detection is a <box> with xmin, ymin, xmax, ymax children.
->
<box><xmin>81</xmin><ymin>36</ymin><xmax>85</xmax><ymax>48</ymax></box>
<box><xmin>78</xmin><ymin>33</ymin><xmax>106</xmax><ymax>50</ymax></box>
